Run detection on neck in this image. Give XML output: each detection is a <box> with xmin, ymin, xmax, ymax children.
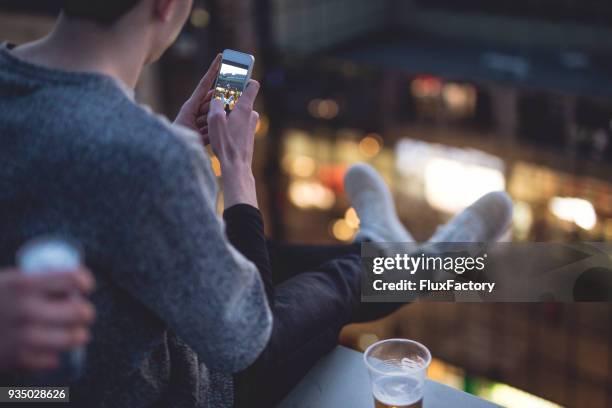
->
<box><xmin>15</xmin><ymin>14</ymin><xmax>150</xmax><ymax>88</ymax></box>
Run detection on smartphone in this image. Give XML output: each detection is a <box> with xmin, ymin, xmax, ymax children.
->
<box><xmin>213</xmin><ymin>49</ymin><xmax>255</xmax><ymax>112</ymax></box>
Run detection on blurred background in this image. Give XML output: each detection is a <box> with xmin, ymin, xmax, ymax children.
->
<box><xmin>1</xmin><ymin>1</ymin><xmax>611</xmax><ymax>406</ymax></box>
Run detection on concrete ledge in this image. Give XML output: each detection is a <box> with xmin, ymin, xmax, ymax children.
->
<box><xmin>279</xmin><ymin>346</ymin><xmax>501</xmax><ymax>408</ymax></box>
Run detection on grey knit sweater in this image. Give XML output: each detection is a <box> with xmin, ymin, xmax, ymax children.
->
<box><xmin>0</xmin><ymin>44</ymin><xmax>272</xmax><ymax>407</ymax></box>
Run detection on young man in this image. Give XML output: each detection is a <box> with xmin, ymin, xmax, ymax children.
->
<box><xmin>1</xmin><ymin>1</ymin><xmax>271</xmax><ymax>406</ymax></box>
<box><xmin>0</xmin><ymin>1</ymin><xmax>513</xmax><ymax>406</ymax></box>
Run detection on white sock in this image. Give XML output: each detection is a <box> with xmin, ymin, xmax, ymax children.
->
<box><xmin>344</xmin><ymin>163</ymin><xmax>414</xmax><ymax>243</ymax></box>
<box><xmin>422</xmin><ymin>191</ymin><xmax>513</xmax><ymax>282</ymax></box>
<box><xmin>429</xmin><ymin>191</ymin><xmax>513</xmax><ymax>243</ymax></box>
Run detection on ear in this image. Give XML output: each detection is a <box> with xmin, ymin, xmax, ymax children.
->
<box><xmin>154</xmin><ymin>0</ymin><xmax>177</xmax><ymax>22</ymax></box>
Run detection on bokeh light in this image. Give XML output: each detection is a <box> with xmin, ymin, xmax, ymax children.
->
<box><xmin>330</xmin><ymin>218</ymin><xmax>355</xmax><ymax>241</ymax></box>
<box><xmin>358</xmin><ymin>134</ymin><xmax>382</xmax><ymax>158</ymax></box>
<box><xmin>308</xmin><ymin>98</ymin><xmax>339</xmax><ymax>119</ymax></box>
<box><xmin>344</xmin><ymin>207</ymin><xmax>360</xmax><ymax>229</ymax></box>
<box><xmin>190</xmin><ymin>8</ymin><xmax>210</xmax><ymax>28</ymax></box>
<box><xmin>549</xmin><ymin>197</ymin><xmax>597</xmax><ymax>230</ymax></box>
<box><xmin>289</xmin><ymin>180</ymin><xmax>335</xmax><ymax>210</ymax></box>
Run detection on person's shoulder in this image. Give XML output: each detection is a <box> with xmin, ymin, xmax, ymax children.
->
<box><xmin>112</xmin><ymin>101</ymin><xmax>188</xmax><ymax>154</ymax></box>
<box><xmin>26</xmin><ymin>74</ymin><xmax>212</xmax><ymax>187</ymax></box>
<box><xmin>81</xmin><ymin>89</ymin><xmax>194</xmax><ymax>167</ymax></box>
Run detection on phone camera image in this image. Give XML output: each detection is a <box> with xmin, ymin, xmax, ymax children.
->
<box><xmin>214</xmin><ymin>61</ymin><xmax>249</xmax><ymax>112</ymax></box>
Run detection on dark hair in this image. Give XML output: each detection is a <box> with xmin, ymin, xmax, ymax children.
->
<box><xmin>61</xmin><ymin>1</ymin><xmax>142</xmax><ymax>23</ymax></box>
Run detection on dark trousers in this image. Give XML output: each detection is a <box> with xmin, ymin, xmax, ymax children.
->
<box><xmin>234</xmin><ymin>241</ymin><xmax>400</xmax><ymax>407</ymax></box>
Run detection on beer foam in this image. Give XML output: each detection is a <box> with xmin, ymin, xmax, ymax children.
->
<box><xmin>372</xmin><ymin>375</ymin><xmax>422</xmax><ymax>406</ymax></box>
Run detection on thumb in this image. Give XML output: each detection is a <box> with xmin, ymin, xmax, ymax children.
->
<box><xmin>191</xmin><ymin>54</ymin><xmax>222</xmax><ymax>101</ymax></box>
<box><xmin>32</xmin><ymin>270</ymin><xmax>95</xmax><ymax>296</ymax></box>
<box><xmin>235</xmin><ymin>80</ymin><xmax>260</xmax><ymax>111</ymax></box>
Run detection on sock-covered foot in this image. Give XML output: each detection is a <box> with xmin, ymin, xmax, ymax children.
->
<box><xmin>428</xmin><ymin>191</ymin><xmax>513</xmax><ymax>243</ymax></box>
<box><xmin>344</xmin><ymin>163</ymin><xmax>414</xmax><ymax>243</ymax></box>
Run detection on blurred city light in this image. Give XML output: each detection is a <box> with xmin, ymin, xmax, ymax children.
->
<box><xmin>358</xmin><ymin>134</ymin><xmax>382</xmax><ymax>158</ymax></box>
<box><xmin>330</xmin><ymin>218</ymin><xmax>356</xmax><ymax>241</ymax></box>
<box><xmin>424</xmin><ymin>158</ymin><xmax>506</xmax><ymax>214</ymax></box>
<box><xmin>396</xmin><ymin>139</ymin><xmax>506</xmax><ymax>214</ymax></box>
<box><xmin>481</xmin><ymin>52</ymin><xmax>530</xmax><ymax>78</ymax></box>
<box><xmin>513</xmin><ymin>201</ymin><xmax>534</xmax><ymax>240</ymax></box>
<box><xmin>335</xmin><ymin>138</ymin><xmax>360</xmax><ymax>162</ymax></box>
<box><xmin>426</xmin><ymin>358</ymin><xmax>562</xmax><ymax>408</ymax></box>
<box><xmin>442</xmin><ymin>83</ymin><xmax>477</xmax><ymax>117</ymax></box>
<box><xmin>255</xmin><ymin>115</ymin><xmax>269</xmax><ymax>138</ymax></box>
<box><xmin>308</xmin><ymin>98</ymin><xmax>340</xmax><ymax>119</ymax></box>
<box><xmin>605</xmin><ymin>219</ymin><xmax>612</xmax><ymax>239</ymax></box>
<box><xmin>411</xmin><ymin>75</ymin><xmax>442</xmax><ymax>98</ymax></box>
<box><xmin>344</xmin><ymin>207</ymin><xmax>360</xmax><ymax>229</ymax></box>
<box><xmin>283</xmin><ymin>130</ymin><xmax>315</xmax><ymax>154</ymax></box>
<box><xmin>318</xmin><ymin>163</ymin><xmax>348</xmax><ymax>193</ymax></box>
<box><xmin>281</xmin><ymin>153</ymin><xmax>317</xmax><ymax>179</ymax></box>
<box><xmin>190</xmin><ymin>8</ymin><xmax>210</xmax><ymax>28</ymax></box>
<box><xmin>488</xmin><ymin>384</ymin><xmax>561</xmax><ymax>408</ymax></box>
<box><xmin>291</xmin><ymin>155</ymin><xmax>316</xmax><ymax>178</ymax></box>
<box><xmin>427</xmin><ymin>359</ymin><xmax>465</xmax><ymax>391</ymax></box>
<box><xmin>549</xmin><ymin>197</ymin><xmax>597</xmax><ymax>230</ymax></box>
<box><xmin>288</xmin><ymin>180</ymin><xmax>335</xmax><ymax>210</ymax></box>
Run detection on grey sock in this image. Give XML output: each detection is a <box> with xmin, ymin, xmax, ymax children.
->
<box><xmin>429</xmin><ymin>191</ymin><xmax>513</xmax><ymax>243</ymax></box>
<box><xmin>344</xmin><ymin>163</ymin><xmax>414</xmax><ymax>243</ymax></box>
<box><xmin>422</xmin><ymin>191</ymin><xmax>513</xmax><ymax>282</ymax></box>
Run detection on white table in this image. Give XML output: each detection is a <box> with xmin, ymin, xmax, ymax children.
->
<box><xmin>279</xmin><ymin>346</ymin><xmax>502</xmax><ymax>408</ymax></box>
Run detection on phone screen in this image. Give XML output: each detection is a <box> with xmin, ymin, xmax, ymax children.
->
<box><xmin>214</xmin><ymin>60</ymin><xmax>250</xmax><ymax>111</ymax></box>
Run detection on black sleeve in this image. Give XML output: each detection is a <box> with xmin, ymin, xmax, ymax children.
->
<box><xmin>223</xmin><ymin>204</ymin><xmax>273</xmax><ymax>304</ymax></box>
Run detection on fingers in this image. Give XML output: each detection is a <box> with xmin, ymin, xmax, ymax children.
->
<box><xmin>201</xmin><ymin>133</ymin><xmax>210</xmax><ymax>146</ymax></box>
<box><xmin>29</xmin><ymin>269</ymin><xmax>95</xmax><ymax>297</ymax></box>
<box><xmin>198</xmin><ymin>90</ymin><xmax>214</xmax><ymax>114</ymax></box>
<box><xmin>0</xmin><ymin>268</ymin><xmax>95</xmax><ymax>375</ymax></box>
<box><xmin>11</xmin><ymin>314</ymin><xmax>92</xmax><ymax>373</ymax></box>
<box><xmin>249</xmin><ymin>111</ymin><xmax>259</xmax><ymax>135</ymax></box>
<box><xmin>201</xmin><ymin>101</ymin><xmax>212</xmax><ymax>113</ymax></box>
<box><xmin>208</xmin><ymin>98</ymin><xmax>227</xmax><ymax>125</ymax></box>
<box><xmin>20</xmin><ymin>325</ymin><xmax>89</xmax><ymax>352</ymax></box>
<box><xmin>15</xmin><ymin>349</ymin><xmax>60</xmax><ymax>373</ymax></box>
<box><xmin>234</xmin><ymin>80</ymin><xmax>260</xmax><ymax>111</ymax></box>
<box><xmin>195</xmin><ymin>91</ymin><xmax>214</xmax><ymax>131</ymax></box>
<box><xmin>197</xmin><ymin>91</ymin><xmax>213</xmax><ymax>119</ymax></box>
<box><xmin>23</xmin><ymin>296</ymin><xmax>95</xmax><ymax>327</ymax></box>
<box><xmin>3</xmin><ymin>268</ymin><xmax>94</xmax><ymax>297</ymax></box>
<box><xmin>192</xmin><ymin>54</ymin><xmax>222</xmax><ymax>101</ymax></box>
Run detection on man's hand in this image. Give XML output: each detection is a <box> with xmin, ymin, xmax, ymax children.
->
<box><xmin>174</xmin><ymin>54</ymin><xmax>222</xmax><ymax>144</ymax></box>
<box><xmin>0</xmin><ymin>268</ymin><xmax>95</xmax><ymax>374</ymax></box>
<box><xmin>207</xmin><ymin>79</ymin><xmax>261</xmax><ymax>209</ymax></box>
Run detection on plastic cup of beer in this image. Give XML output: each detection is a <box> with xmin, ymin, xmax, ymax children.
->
<box><xmin>364</xmin><ymin>338</ymin><xmax>431</xmax><ymax>408</ymax></box>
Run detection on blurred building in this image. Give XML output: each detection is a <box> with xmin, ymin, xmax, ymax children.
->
<box><xmin>1</xmin><ymin>1</ymin><xmax>611</xmax><ymax>406</ymax></box>
<box><xmin>260</xmin><ymin>0</ymin><xmax>612</xmax><ymax>407</ymax></box>
<box><xmin>262</xmin><ymin>1</ymin><xmax>612</xmax><ymax>406</ymax></box>
<box><xmin>262</xmin><ymin>0</ymin><xmax>612</xmax><ymax>244</ymax></box>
